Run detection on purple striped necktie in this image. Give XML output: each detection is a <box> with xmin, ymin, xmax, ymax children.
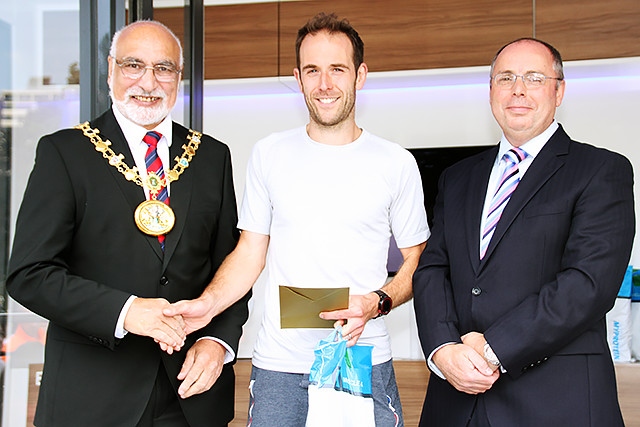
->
<box><xmin>480</xmin><ymin>147</ymin><xmax>527</xmax><ymax>259</ymax></box>
<box><xmin>143</xmin><ymin>131</ymin><xmax>169</xmax><ymax>250</ymax></box>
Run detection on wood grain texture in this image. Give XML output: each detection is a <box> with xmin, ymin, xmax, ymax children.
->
<box><xmin>536</xmin><ymin>0</ymin><xmax>640</xmax><ymax>61</ymax></box>
<box><xmin>156</xmin><ymin>4</ymin><xmax>280</xmax><ymax>80</ymax></box>
<box><xmin>277</xmin><ymin>0</ymin><xmax>533</xmax><ymax>75</ymax></box>
<box><xmin>155</xmin><ymin>1</ymin><xmax>640</xmax><ymax>80</ymax></box>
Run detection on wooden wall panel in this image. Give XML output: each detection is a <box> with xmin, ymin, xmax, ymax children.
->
<box><xmin>278</xmin><ymin>0</ymin><xmax>533</xmax><ymax>76</ymax></box>
<box><xmin>536</xmin><ymin>0</ymin><xmax>640</xmax><ymax>61</ymax></box>
<box><xmin>154</xmin><ymin>8</ymin><xmax>185</xmax><ymax>54</ymax></box>
<box><xmin>155</xmin><ymin>1</ymin><xmax>640</xmax><ymax>80</ymax></box>
<box><xmin>156</xmin><ymin>4</ymin><xmax>280</xmax><ymax>80</ymax></box>
<box><xmin>202</xmin><ymin>3</ymin><xmax>279</xmax><ymax>79</ymax></box>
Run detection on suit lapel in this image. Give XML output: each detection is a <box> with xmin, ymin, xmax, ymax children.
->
<box><xmin>91</xmin><ymin>110</ymin><xmax>165</xmax><ymax>260</ymax></box>
<box><xmin>162</xmin><ymin>123</ymin><xmax>194</xmax><ymax>267</ymax></box>
<box><xmin>479</xmin><ymin>126</ymin><xmax>571</xmax><ymax>265</ymax></box>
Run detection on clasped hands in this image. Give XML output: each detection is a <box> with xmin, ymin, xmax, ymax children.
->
<box><xmin>432</xmin><ymin>331</ymin><xmax>501</xmax><ymax>395</ymax></box>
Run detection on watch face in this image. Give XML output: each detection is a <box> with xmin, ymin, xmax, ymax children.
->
<box><xmin>373</xmin><ymin>290</ymin><xmax>392</xmax><ymax>317</ymax></box>
<box><xmin>380</xmin><ymin>297</ymin><xmax>392</xmax><ymax>314</ymax></box>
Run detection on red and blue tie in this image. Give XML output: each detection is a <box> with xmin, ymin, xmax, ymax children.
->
<box><xmin>143</xmin><ymin>131</ymin><xmax>169</xmax><ymax>250</ymax></box>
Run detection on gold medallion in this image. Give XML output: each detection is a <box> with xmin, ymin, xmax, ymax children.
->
<box><xmin>75</xmin><ymin>122</ymin><xmax>202</xmax><ymax>238</ymax></box>
<box><xmin>134</xmin><ymin>199</ymin><xmax>176</xmax><ymax>236</ymax></box>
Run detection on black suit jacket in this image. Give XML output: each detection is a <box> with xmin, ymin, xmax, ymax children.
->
<box><xmin>7</xmin><ymin>109</ymin><xmax>250</xmax><ymax>427</ymax></box>
<box><xmin>413</xmin><ymin>125</ymin><xmax>635</xmax><ymax>427</ymax></box>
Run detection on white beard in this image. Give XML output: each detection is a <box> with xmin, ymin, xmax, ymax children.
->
<box><xmin>110</xmin><ymin>87</ymin><xmax>171</xmax><ymax>127</ymax></box>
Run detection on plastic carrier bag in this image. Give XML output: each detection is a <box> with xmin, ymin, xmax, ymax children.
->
<box><xmin>606</xmin><ymin>266</ymin><xmax>633</xmax><ymax>362</ymax></box>
<box><xmin>306</xmin><ymin>328</ymin><xmax>375</xmax><ymax>427</ymax></box>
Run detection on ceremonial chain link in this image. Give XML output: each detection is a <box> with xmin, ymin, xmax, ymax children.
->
<box><xmin>74</xmin><ymin>121</ymin><xmax>202</xmax><ymax>195</ymax></box>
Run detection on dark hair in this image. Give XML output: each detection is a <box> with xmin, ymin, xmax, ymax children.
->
<box><xmin>295</xmin><ymin>12</ymin><xmax>364</xmax><ymax>71</ymax></box>
<box><xmin>490</xmin><ymin>37</ymin><xmax>564</xmax><ymax>87</ymax></box>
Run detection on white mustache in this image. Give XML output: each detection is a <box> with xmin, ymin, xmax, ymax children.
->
<box><xmin>125</xmin><ymin>87</ymin><xmax>166</xmax><ymax>99</ymax></box>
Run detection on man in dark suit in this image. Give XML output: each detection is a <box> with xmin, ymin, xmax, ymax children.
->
<box><xmin>413</xmin><ymin>38</ymin><xmax>635</xmax><ymax>427</ymax></box>
<box><xmin>6</xmin><ymin>20</ymin><xmax>249</xmax><ymax>427</ymax></box>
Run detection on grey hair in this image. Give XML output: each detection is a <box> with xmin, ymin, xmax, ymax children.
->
<box><xmin>109</xmin><ymin>20</ymin><xmax>184</xmax><ymax>67</ymax></box>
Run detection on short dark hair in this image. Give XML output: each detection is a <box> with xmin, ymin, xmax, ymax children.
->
<box><xmin>490</xmin><ymin>37</ymin><xmax>564</xmax><ymax>87</ymax></box>
<box><xmin>295</xmin><ymin>12</ymin><xmax>364</xmax><ymax>71</ymax></box>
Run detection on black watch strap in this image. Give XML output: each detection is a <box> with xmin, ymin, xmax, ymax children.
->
<box><xmin>373</xmin><ymin>289</ymin><xmax>392</xmax><ymax>318</ymax></box>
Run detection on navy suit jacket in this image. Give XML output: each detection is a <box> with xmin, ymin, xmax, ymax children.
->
<box><xmin>7</xmin><ymin>109</ymin><xmax>250</xmax><ymax>427</ymax></box>
<box><xmin>413</xmin><ymin>125</ymin><xmax>635</xmax><ymax>427</ymax></box>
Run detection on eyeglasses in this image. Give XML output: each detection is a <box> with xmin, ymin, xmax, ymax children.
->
<box><xmin>115</xmin><ymin>59</ymin><xmax>181</xmax><ymax>82</ymax></box>
<box><xmin>491</xmin><ymin>72</ymin><xmax>563</xmax><ymax>88</ymax></box>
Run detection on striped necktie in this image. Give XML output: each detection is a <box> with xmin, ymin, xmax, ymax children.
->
<box><xmin>480</xmin><ymin>147</ymin><xmax>527</xmax><ymax>259</ymax></box>
<box><xmin>143</xmin><ymin>131</ymin><xmax>169</xmax><ymax>250</ymax></box>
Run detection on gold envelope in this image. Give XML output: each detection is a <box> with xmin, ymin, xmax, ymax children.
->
<box><xmin>279</xmin><ymin>286</ymin><xmax>349</xmax><ymax>329</ymax></box>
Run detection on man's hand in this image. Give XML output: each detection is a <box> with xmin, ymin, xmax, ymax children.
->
<box><xmin>319</xmin><ymin>293</ymin><xmax>379</xmax><ymax>346</ymax></box>
<box><xmin>177</xmin><ymin>339</ymin><xmax>226</xmax><ymax>399</ymax></box>
<box><xmin>461</xmin><ymin>331</ymin><xmax>500</xmax><ymax>373</ymax></box>
<box><xmin>124</xmin><ymin>298</ymin><xmax>186</xmax><ymax>353</ymax></box>
<box><xmin>163</xmin><ymin>295</ymin><xmax>215</xmax><ymax>335</ymax></box>
<box><xmin>461</xmin><ymin>331</ymin><xmax>486</xmax><ymax>353</ymax></box>
<box><xmin>432</xmin><ymin>343</ymin><xmax>500</xmax><ymax>394</ymax></box>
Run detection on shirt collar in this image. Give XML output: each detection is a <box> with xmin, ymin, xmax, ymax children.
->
<box><xmin>111</xmin><ymin>105</ymin><xmax>173</xmax><ymax>149</ymax></box>
<box><xmin>498</xmin><ymin>120</ymin><xmax>559</xmax><ymax>161</ymax></box>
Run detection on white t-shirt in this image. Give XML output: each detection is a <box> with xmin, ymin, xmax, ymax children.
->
<box><xmin>239</xmin><ymin>126</ymin><xmax>429</xmax><ymax>373</ymax></box>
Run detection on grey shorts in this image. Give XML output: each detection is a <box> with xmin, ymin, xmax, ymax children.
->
<box><xmin>246</xmin><ymin>359</ymin><xmax>403</xmax><ymax>427</ymax></box>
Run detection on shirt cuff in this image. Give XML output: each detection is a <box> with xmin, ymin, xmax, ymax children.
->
<box><xmin>115</xmin><ymin>295</ymin><xmax>137</xmax><ymax>339</ymax></box>
<box><xmin>427</xmin><ymin>342</ymin><xmax>455</xmax><ymax>380</ymax></box>
<box><xmin>197</xmin><ymin>336</ymin><xmax>236</xmax><ymax>364</ymax></box>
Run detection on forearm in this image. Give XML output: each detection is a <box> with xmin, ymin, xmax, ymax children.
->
<box><xmin>201</xmin><ymin>230</ymin><xmax>268</xmax><ymax>318</ymax></box>
<box><xmin>354</xmin><ymin>241</ymin><xmax>427</xmax><ymax>321</ymax></box>
<box><xmin>381</xmin><ymin>242</ymin><xmax>426</xmax><ymax>307</ymax></box>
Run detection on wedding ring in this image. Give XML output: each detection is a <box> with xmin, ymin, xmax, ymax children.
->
<box><xmin>347</xmin><ymin>333</ymin><xmax>352</xmax><ymax>340</ymax></box>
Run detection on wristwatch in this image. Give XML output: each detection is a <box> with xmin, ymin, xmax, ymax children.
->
<box><xmin>373</xmin><ymin>289</ymin><xmax>392</xmax><ymax>318</ymax></box>
<box><xmin>483</xmin><ymin>342</ymin><xmax>501</xmax><ymax>367</ymax></box>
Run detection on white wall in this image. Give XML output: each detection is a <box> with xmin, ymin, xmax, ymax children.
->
<box><xmin>186</xmin><ymin>57</ymin><xmax>640</xmax><ymax>359</ymax></box>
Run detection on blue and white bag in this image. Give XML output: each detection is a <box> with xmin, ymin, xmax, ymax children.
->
<box><xmin>606</xmin><ymin>266</ymin><xmax>633</xmax><ymax>362</ymax></box>
<box><xmin>306</xmin><ymin>328</ymin><xmax>375</xmax><ymax>427</ymax></box>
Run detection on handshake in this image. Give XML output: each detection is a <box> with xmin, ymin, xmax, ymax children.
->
<box><xmin>123</xmin><ymin>294</ymin><xmax>215</xmax><ymax>353</ymax></box>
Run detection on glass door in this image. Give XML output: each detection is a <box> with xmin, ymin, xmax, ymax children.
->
<box><xmin>0</xmin><ymin>1</ymin><xmax>80</xmax><ymax>425</ymax></box>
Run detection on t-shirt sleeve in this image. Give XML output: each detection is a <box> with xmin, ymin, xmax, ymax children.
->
<box><xmin>390</xmin><ymin>151</ymin><xmax>430</xmax><ymax>248</ymax></box>
<box><xmin>237</xmin><ymin>140</ymin><xmax>272</xmax><ymax>235</ymax></box>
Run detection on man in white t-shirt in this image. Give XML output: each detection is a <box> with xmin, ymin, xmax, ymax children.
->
<box><xmin>165</xmin><ymin>12</ymin><xmax>429</xmax><ymax>426</ymax></box>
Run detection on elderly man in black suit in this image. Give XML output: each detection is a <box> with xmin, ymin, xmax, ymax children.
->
<box><xmin>7</xmin><ymin>20</ymin><xmax>249</xmax><ymax>427</ymax></box>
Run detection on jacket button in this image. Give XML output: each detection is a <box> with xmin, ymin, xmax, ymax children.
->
<box><xmin>471</xmin><ymin>287</ymin><xmax>482</xmax><ymax>296</ymax></box>
<box><xmin>160</xmin><ymin>276</ymin><xmax>169</xmax><ymax>286</ymax></box>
